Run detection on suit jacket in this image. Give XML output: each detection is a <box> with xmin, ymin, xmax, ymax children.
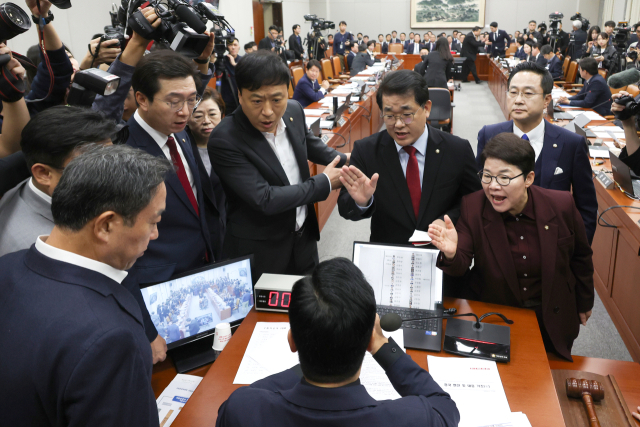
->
<box><xmin>568</xmin><ymin>74</ymin><xmax>612</xmax><ymax>116</ymax></box>
<box><xmin>448</xmin><ymin>43</ymin><xmax>459</xmax><ymax>52</ymax></box>
<box><xmin>0</xmin><ymin>247</ymin><xmax>157</xmax><ymax>426</ymax></box>
<box><xmin>437</xmin><ymin>186</ymin><xmax>594</xmax><ymax>360</ymax></box>
<box><xmin>0</xmin><ymin>179</ymin><xmax>54</xmax><ymax>257</ymax></box>
<box><xmin>216</xmin><ymin>352</ymin><xmax>459</xmax><ymax>427</ymax></box>
<box><xmin>476</xmin><ymin>120</ymin><xmax>597</xmax><ymax>243</ymax></box>
<box><xmin>126</xmin><ymin>116</ymin><xmax>213</xmax><ymax>341</ymax></box>
<box><xmin>489</xmin><ymin>29</ymin><xmax>510</xmax><ymax>56</ymax></box>
<box><xmin>381</xmin><ymin>42</ymin><xmax>389</xmax><ymax>54</ymax></box>
<box><xmin>0</xmin><ymin>151</ymin><xmax>30</xmax><ymax>198</ymax></box>
<box><xmin>338</xmin><ymin>127</ymin><xmax>481</xmax><ymax>244</ymax></box>
<box><xmin>258</xmin><ymin>36</ymin><xmax>275</xmax><ymax>51</ymax></box>
<box><xmin>405</xmin><ymin>42</ymin><xmax>425</xmax><ymax>54</ymax></box>
<box><xmin>422</xmin><ymin>51</ymin><xmax>453</xmax><ymax>88</ymax></box>
<box><xmin>208</xmin><ymin>101</ymin><xmax>347</xmax><ymax>281</ymax></box>
<box><xmin>514</xmin><ymin>46</ymin><xmax>527</xmax><ymax>60</ymax></box>
<box><xmin>288</xmin><ymin>34</ymin><xmax>304</xmax><ymax>59</ymax></box>
<box><xmin>403</xmin><ymin>40</ymin><xmax>411</xmax><ymax>50</ymax></box>
<box><xmin>347</xmin><ymin>51</ymin><xmax>356</xmax><ymax>68</ymax></box>
<box><xmin>350</xmin><ymin>52</ymin><xmax>375</xmax><ymax>76</ymax></box>
<box><xmin>572</xmin><ymin>29</ymin><xmax>588</xmax><ymax>58</ymax></box>
<box><xmin>461</xmin><ymin>32</ymin><xmax>483</xmax><ymax>59</ymax></box>
<box><xmin>525</xmin><ymin>30</ymin><xmax>543</xmax><ymax>44</ymax></box>
<box><xmin>532</xmin><ymin>53</ymin><xmax>548</xmax><ymax>67</ymax></box>
<box><xmin>546</xmin><ymin>54</ymin><xmax>563</xmax><ymax>79</ymax></box>
<box><xmin>425</xmin><ymin>41</ymin><xmax>437</xmax><ymax>52</ymax></box>
<box><xmin>292</xmin><ymin>74</ymin><xmax>325</xmax><ymax>108</ymax></box>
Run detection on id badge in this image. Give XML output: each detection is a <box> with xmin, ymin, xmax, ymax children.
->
<box><xmin>341</xmin><ymin>43</ymin><xmax>344</xmax><ymax>50</ymax></box>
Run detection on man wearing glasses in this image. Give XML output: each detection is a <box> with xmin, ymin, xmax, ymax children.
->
<box><xmin>337</xmin><ymin>70</ymin><xmax>480</xmax><ymax>253</ymax></box>
<box><xmin>475</xmin><ymin>61</ymin><xmax>596</xmax><ymax>243</ymax></box>
<box><xmin>125</xmin><ymin>50</ymin><xmax>222</xmax><ymax>364</ymax></box>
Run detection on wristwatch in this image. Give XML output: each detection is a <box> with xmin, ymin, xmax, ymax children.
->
<box><xmin>32</xmin><ymin>11</ymin><xmax>54</xmax><ymax>26</ymax></box>
<box><xmin>194</xmin><ymin>57</ymin><xmax>209</xmax><ymax>64</ymax></box>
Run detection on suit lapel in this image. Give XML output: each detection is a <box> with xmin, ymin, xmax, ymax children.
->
<box><xmin>380</xmin><ymin>132</ymin><xmax>416</xmax><ymax>222</ymax></box>
<box><xmin>417</xmin><ymin>127</ymin><xmax>444</xmax><ymax>223</ymax></box>
<box><xmin>538</xmin><ymin>122</ymin><xmax>564</xmax><ymax>187</ymax></box>
<box><xmin>531</xmin><ymin>187</ymin><xmax>558</xmax><ymax>309</ymax></box>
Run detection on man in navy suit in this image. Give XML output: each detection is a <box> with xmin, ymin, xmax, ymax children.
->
<box><xmin>126</xmin><ymin>50</ymin><xmax>218</xmax><ymax>360</ymax></box>
<box><xmin>514</xmin><ymin>37</ymin><xmax>527</xmax><ymax>60</ymax></box>
<box><xmin>405</xmin><ymin>33</ymin><xmax>425</xmax><ymax>54</ymax></box>
<box><xmin>292</xmin><ymin>60</ymin><xmax>330</xmax><ymax>108</ymax></box>
<box><xmin>0</xmin><ymin>144</ymin><xmax>169</xmax><ymax>426</ymax></box>
<box><xmin>541</xmin><ymin>45</ymin><xmax>563</xmax><ymax>79</ymax></box>
<box><xmin>487</xmin><ymin>22</ymin><xmax>510</xmax><ymax>57</ymax></box>
<box><xmin>531</xmin><ymin>43</ymin><xmax>547</xmax><ymax>67</ymax></box>
<box><xmin>558</xmin><ymin>57</ymin><xmax>612</xmax><ymax>117</ymax></box>
<box><xmin>215</xmin><ymin>258</ymin><xmax>460</xmax><ymax>427</ymax></box>
<box><xmin>476</xmin><ymin>62</ymin><xmax>597</xmax><ymax>243</ymax></box>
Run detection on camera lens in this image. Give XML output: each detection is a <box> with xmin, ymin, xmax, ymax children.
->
<box><xmin>0</xmin><ymin>2</ymin><xmax>31</xmax><ymax>41</ymax></box>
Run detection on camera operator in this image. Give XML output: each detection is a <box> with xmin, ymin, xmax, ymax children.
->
<box><xmin>289</xmin><ymin>24</ymin><xmax>305</xmax><ymax>60</ymax></box>
<box><xmin>571</xmin><ymin>20</ymin><xmax>588</xmax><ymax>58</ymax></box>
<box><xmin>626</xmin><ymin>24</ymin><xmax>640</xmax><ymax>70</ymax></box>
<box><xmin>0</xmin><ymin>45</ymin><xmax>30</xmax><ymax>158</ymax></box>
<box><xmin>611</xmin><ymin>91</ymin><xmax>640</xmax><ymax>175</ymax></box>
<box><xmin>219</xmin><ymin>37</ymin><xmax>241</xmax><ymax>114</ymax></box>
<box><xmin>79</xmin><ymin>37</ymin><xmax>121</xmax><ymax>71</ymax></box>
<box><xmin>259</xmin><ymin>25</ymin><xmax>280</xmax><ymax>51</ymax></box>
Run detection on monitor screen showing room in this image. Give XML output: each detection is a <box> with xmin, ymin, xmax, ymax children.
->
<box><xmin>141</xmin><ymin>256</ymin><xmax>254</xmax><ymax>350</ymax></box>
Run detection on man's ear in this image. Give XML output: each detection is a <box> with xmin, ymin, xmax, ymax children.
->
<box><xmin>287</xmin><ymin>329</ymin><xmax>297</xmax><ymax>353</ymax></box>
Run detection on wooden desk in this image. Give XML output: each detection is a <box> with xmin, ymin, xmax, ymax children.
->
<box><xmin>168</xmin><ymin>297</ymin><xmax>564</xmax><ymax>427</ymax></box>
<box><xmin>375</xmin><ymin>53</ymin><xmax>490</xmax><ymax>82</ymax></box>
<box><xmin>488</xmin><ymin>58</ymin><xmax>510</xmax><ymax>120</ymax></box>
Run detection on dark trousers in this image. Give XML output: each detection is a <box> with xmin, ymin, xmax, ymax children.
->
<box><xmin>461</xmin><ymin>57</ymin><xmax>480</xmax><ymax>82</ymax></box>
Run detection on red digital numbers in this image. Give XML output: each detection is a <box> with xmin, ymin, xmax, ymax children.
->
<box><xmin>267</xmin><ymin>291</ymin><xmax>292</xmax><ymax>308</ymax></box>
<box><xmin>281</xmin><ymin>293</ymin><xmax>291</xmax><ymax>308</ymax></box>
<box><xmin>268</xmin><ymin>291</ymin><xmax>279</xmax><ymax>306</ymax></box>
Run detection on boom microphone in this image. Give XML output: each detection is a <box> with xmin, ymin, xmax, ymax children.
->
<box><xmin>174</xmin><ymin>4</ymin><xmax>207</xmax><ymax>34</ymax></box>
<box><xmin>608</xmin><ymin>67</ymin><xmax>640</xmax><ymax>89</ymax></box>
<box><xmin>380</xmin><ymin>311</ymin><xmax>513</xmax><ymax>332</ymax></box>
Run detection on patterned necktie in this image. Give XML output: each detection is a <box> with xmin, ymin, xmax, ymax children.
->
<box><xmin>403</xmin><ymin>146</ymin><xmax>421</xmax><ymax>219</ymax></box>
<box><xmin>166</xmin><ymin>136</ymin><xmax>199</xmax><ymax>217</ymax></box>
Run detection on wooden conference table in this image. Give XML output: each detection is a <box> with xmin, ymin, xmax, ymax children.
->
<box><xmin>375</xmin><ymin>53</ymin><xmax>492</xmax><ymax>82</ymax></box>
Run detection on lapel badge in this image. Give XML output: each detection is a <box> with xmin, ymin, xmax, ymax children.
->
<box><xmin>435</xmin><ymin>149</ymin><xmax>440</xmax><ymax>154</ymax></box>
<box><xmin>182</xmin><ymin>138</ymin><xmax>186</xmax><ymax>143</ymax></box>
<box><xmin>289</xmin><ymin>117</ymin><xmax>293</xmax><ymax>122</ymax></box>
<box><xmin>553</xmin><ymin>144</ymin><xmax>557</xmax><ymax>148</ymax></box>
<box><xmin>545</xmin><ymin>225</ymin><xmax>549</xmax><ymax>230</ymax></box>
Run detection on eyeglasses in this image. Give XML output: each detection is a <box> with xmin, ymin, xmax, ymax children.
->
<box><xmin>506</xmin><ymin>90</ymin><xmax>544</xmax><ymax>99</ymax></box>
<box><xmin>382</xmin><ymin>109</ymin><xmax>420</xmax><ymax>125</ymax></box>
<box><xmin>165</xmin><ymin>95</ymin><xmax>202</xmax><ymax>113</ymax></box>
<box><xmin>478</xmin><ymin>171</ymin><xmax>524</xmax><ymax>186</ymax></box>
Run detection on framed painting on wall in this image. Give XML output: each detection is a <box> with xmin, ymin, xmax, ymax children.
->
<box><xmin>410</xmin><ymin>0</ymin><xmax>485</xmax><ymax>29</ymax></box>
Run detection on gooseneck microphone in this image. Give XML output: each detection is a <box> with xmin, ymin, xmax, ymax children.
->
<box><xmin>607</xmin><ymin>67</ymin><xmax>640</xmax><ymax>89</ymax></box>
<box><xmin>380</xmin><ymin>311</ymin><xmax>513</xmax><ymax>332</ymax></box>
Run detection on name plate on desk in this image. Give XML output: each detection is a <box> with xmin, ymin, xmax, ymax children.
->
<box><xmin>337</xmin><ymin>117</ymin><xmax>347</xmax><ymax>127</ymax></box>
<box><xmin>595</xmin><ymin>170</ymin><xmax>615</xmax><ymax>190</ymax></box>
<box><xmin>321</xmin><ymin>134</ymin><xmax>331</xmax><ymax>144</ymax></box>
<box><xmin>349</xmin><ymin>105</ymin><xmax>359</xmax><ymax>114</ymax></box>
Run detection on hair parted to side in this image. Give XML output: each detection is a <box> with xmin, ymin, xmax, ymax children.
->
<box><xmin>132</xmin><ymin>50</ymin><xmax>201</xmax><ymax>103</ymax></box>
<box><xmin>480</xmin><ymin>132</ymin><xmax>535</xmax><ymax>176</ymax></box>
<box><xmin>235</xmin><ymin>50</ymin><xmax>290</xmax><ymax>93</ymax></box>
<box><xmin>376</xmin><ymin>69</ymin><xmax>429</xmax><ymax>110</ymax></box>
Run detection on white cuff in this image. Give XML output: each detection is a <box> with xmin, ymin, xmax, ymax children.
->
<box><xmin>356</xmin><ymin>195</ymin><xmax>374</xmax><ymax>211</ymax></box>
<box><xmin>320</xmin><ymin>88</ymin><xmax>327</xmax><ymax>94</ymax></box>
<box><xmin>322</xmin><ymin>172</ymin><xmax>332</xmax><ymax>192</ymax></box>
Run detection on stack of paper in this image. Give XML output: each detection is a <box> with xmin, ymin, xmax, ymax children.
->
<box><xmin>157</xmin><ymin>374</ymin><xmax>203</xmax><ymax>427</ymax></box>
<box><xmin>319</xmin><ymin>97</ymin><xmax>346</xmax><ymax>108</ymax></box>
<box><xmin>303</xmin><ymin>108</ymin><xmax>330</xmax><ymax>117</ymax></box>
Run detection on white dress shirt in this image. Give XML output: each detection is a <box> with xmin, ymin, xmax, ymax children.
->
<box><xmin>35</xmin><ymin>235</ymin><xmax>128</xmax><ymax>284</ymax></box>
<box><xmin>513</xmin><ymin>119</ymin><xmax>545</xmax><ymax>161</ymax></box>
<box><xmin>134</xmin><ymin>110</ymin><xmax>197</xmax><ymax>201</ymax></box>
<box><xmin>413</xmin><ymin>43</ymin><xmax>420</xmax><ymax>54</ymax></box>
<box><xmin>29</xmin><ymin>178</ymin><xmax>52</xmax><ymax>204</ymax></box>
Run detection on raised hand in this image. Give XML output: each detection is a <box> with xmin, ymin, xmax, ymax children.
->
<box><xmin>339</xmin><ymin>165</ymin><xmax>378</xmax><ymax>207</ymax></box>
<box><xmin>427</xmin><ymin>215</ymin><xmax>458</xmax><ymax>260</ymax></box>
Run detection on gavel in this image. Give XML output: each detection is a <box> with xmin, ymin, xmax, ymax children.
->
<box><xmin>566</xmin><ymin>378</ymin><xmax>605</xmax><ymax>427</ymax></box>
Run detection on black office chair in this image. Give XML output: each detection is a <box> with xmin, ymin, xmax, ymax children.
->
<box><xmin>426</xmin><ymin>87</ymin><xmax>452</xmax><ymax>133</ymax></box>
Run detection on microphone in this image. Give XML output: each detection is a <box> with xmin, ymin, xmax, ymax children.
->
<box><xmin>174</xmin><ymin>4</ymin><xmax>207</xmax><ymax>34</ymax></box>
<box><xmin>380</xmin><ymin>311</ymin><xmax>513</xmax><ymax>332</ymax></box>
<box><xmin>608</xmin><ymin>67</ymin><xmax>640</xmax><ymax>89</ymax></box>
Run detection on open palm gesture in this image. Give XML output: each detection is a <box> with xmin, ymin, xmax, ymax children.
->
<box><xmin>339</xmin><ymin>165</ymin><xmax>378</xmax><ymax>207</ymax></box>
<box><xmin>428</xmin><ymin>215</ymin><xmax>458</xmax><ymax>260</ymax></box>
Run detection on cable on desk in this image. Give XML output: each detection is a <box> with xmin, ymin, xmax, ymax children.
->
<box><xmin>321</xmin><ymin>130</ymin><xmax>348</xmax><ymax>148</ymax></box>
<box><xmin>354</xmin><ymin>104</ymin><xmax>371</xmax><ymax>120</ymax></box>
<box><xmin>597</xmin><ymin>205</ymin><xmax>640</xmax><ymax>228</ymax></box>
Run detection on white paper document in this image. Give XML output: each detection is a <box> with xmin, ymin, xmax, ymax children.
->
<box><xmin>594</xmin><ymin>131</ymin><xmax>625</xmax><ymax>140</ymax></box>
<box><xmin>409</xmin><ymin>229</ymin><xmax>432</xmax><ymax>245</ymax></box>
<box><xmin>358</xmin><ymin>329</ymin><xmax>405</xmax><ymax>400</ymax></box>
<box><xmin>579</xmin><ymin>111</ymin><xmax>605</xmax><ymax>121</ymax></box>
<box><xmin>589</xmin><ymin>147</ymin><xmax>610</xmax><ymax>158</ymax></box>
<box><xmin>468</xmin><ymin>412</ymin><xmax>532</xmax><ymax>427</ymax></box>
<box><xmin>156</xmin><ymin>374</ymin><xmax>203</xmax><ymax>427</ymax></box>
<box><xmin>427</xmin><ymin>356</ymin><xmax>511</xmax><ymax>427</ymax></box>
<box><xmin>303</xmin><ymin>108</ymin><xmax>330</xmax><ymax>116</ymax></box>
<box><xmin>588</xmin><ymin>126</ymin><xmax>624</xmax><ymax>134</ymax></box>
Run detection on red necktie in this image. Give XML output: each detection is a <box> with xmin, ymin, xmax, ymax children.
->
<box><xmin>403</xmin><ymin>146</ymin><xmax>421</xmax><ymax>219</ymax></box>
<box><xmin>166</xmin><ymin>136</ymin><xmax>199</xmax><ymax>217</ymax></box>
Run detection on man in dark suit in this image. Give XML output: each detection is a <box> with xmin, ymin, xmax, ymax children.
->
<box><xmin>558</xmin><ymin>57</ymin><xmax>612</xmax><ymax>117</ymax></box>
<box><xmin>288</xmin><ymin>24</ymin><xmax>305</xmax><ymax>60</ymax></box>
<box><xmin>426</xmin><ymin>34</ymin><xmax>437</xmax><ymax>53</ymax></box>
<box><xmin>476</xmin><ymin>62</ymin><xmax>597</xmax><ymax>243</ymax></box>
<box><xmin>259</xmin><ymin>25</ymin><xmax>280</xmax><ymax>51</ymax></box>
<box><xmin>347</xmin><ymin>42</ymin><xmax>358</xmax><ymax>69</ymax></box>
<box><xmin>0</xmin><ymin>144</ymin><xmax>168</xmax><ymax>426</ymax></box>
<box><xmin>126</xmin><ymin>50</ymin><xmax>218</xmax><ymax>359</ymax></box>
<box><xmin>487</xmin><ymin>22</ymin><xmax>510</xmax><ymax>57</ymax></box>
<box><xmin>514</xmin><ymin>37</ymin><xmax>527</xmax><ymax>60</ymax></box>
<box><xmin>541</xmin><ymin>45</ymin><xmax>563</xmax><ymax>79</ymax></box>
<box><xmin>350</xmin><ymin>44</ymin><xmax>375</xmax><ymax>76</ymax></box>
<box><xmin>461</xmin><ymin>26</ymin><xmax>484</xmax><ymax>83</ymax></box>
<box><xmin>524</xmin><ymin>20</ymin><xmax>543</xmax><ymax>44</ymax></box>
<box><xmin>571</xmin><ymin>20</ymin><xmax>588</xmax><ymax>58</ymax></box>
<box><xmin>215</xmin><ymin>258</ymin><xmax>460</xmax><ymax>427</ymax></box>
<box><xmin>338</xmin><ymin>70</ymin><xmax>481</xmax><ymax>245</ymax></box>
<box><xmin>292</xmin><ymin>59</ymin><xmax>330</xmax><ymax>108</ymax></box>
<box><xmin>431</xmin><ymin>134</ymin><xmax>594</xmax><ymax>361</ymax></box>
<box><xmin>405</xmin><ymin>33</ymin><xmax>425</xmax><ymax>54</ymax></box>
<box><xmin>208</xmin><ymin>52</ymin><xmax>348</xmax><ymax>284</ymax></box>
<box><xmin>377</xmin><ymin>34</ymin><xmax>388</xmax><ymax>54</ymax></box>
<box><xmin>390</xmin><ymin>30</ymin><xmax>400</xmax><ymax>44</ymax></box>
<box><xmin>530</xmin><ymin>43</ymin><xmax>547</xmax><ymax>67</ymax></box>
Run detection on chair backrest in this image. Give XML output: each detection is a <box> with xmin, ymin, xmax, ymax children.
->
<box><xmin>610</xmin><ymin>85</ymin><xmax>627</xmax><ymax>95</ymax></box>
<box><xmin>505</xmin><ymin>44</ymin><xmax>517</xmax><ymax>56</ymax></box>
<box><xmin>288</xmin><ymin>79</ymin><xmax>294</xmax><ymax>98</ymax></box>
<box><xmin>389</xmin><ymin>43</ymin><xmax>404</xmax><ymax>54</ymax></box>
<box><xmin>343</xmin><ymin>54</ymin><xmax>350</xmax><ymax>72</ymax></box>
<box><xmin>374</xmin><ymin>44</ymin><xmax>381</xmax><ymax>53</ymax></box>
<box><xmin>326</xmin><ymin>46</ymin><xmax>333</xmax><ymax>58</ymax></box>
<box><xmin>565</xmin><ymin>61</ymin><xmax>578</xmax><ymax>83</ymax></box>
<box><xmin>598</xmin><ymin>69</ymin><xmax>608</xmax><ymax>79</ymax></box>
<box><xmin>291</xmin><ymin>66</ymin><xmax>304</xmax><ymax>87</ymax></box>
<box><xmin>321</xmin><ymin>58</ymin><xmax>334</xmax><ymax>80</ymax></box>
<box><xmin>331</xmin><ymin>56</ymin><xmax>342</xmax><ymax>76</ymax></box>
<box><xmin>562</xmin><ymin>57</ymin><xmax>571</xmax><ymax>77</ymax></box>
<box><xmin>426</xmin><ymin>88</ymin><xmax>452</xmax><ymax>122</ymax></box>
<box><xmin>627</xmin><ymin>84</ymin><xmax>640</xmax><ymax>98</ymax></box>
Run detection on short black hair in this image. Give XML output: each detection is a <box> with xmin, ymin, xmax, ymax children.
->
<box><xmin>540</xmin><ymin>44</ymin><xmax>553</xmax><ymax>55</ymax></box>
<box><xmin>21</xmin><ymin>106</ymin><xmax>118</xmax><ymax>170</ymax></box>
<box><xmin>507</xmin><ymin>61</ymin><xmax>553</xmax><ymax>95</ymax></box>
<box><xmin>268</xmin><ymin>25</ymin><xmax>278</xmax><ymax>32</ymax></box>
<box><xmin>378</xmin><ymin>33</ymin><xmax>383</xmax><ymax>37</ymax></box>
<box><xmin>366</xmin><ymin>40</ymin><xmax>375</xmax><ymax>48</ymax></box>
<box><xmin>490</xmin><ymin>21</ymin><xmax>498</xmax><ymax>27</ymax></box>
<box><xmin>635</xmin><ymin>22</ymin><xmax>640</xmax><ymax>30</ymax></box>
<box><xmin>358</xmin><ymin>43</ymin><xmax>367</xmax><ymax>52</ymax></box>
<box><xmin>605</xmin><ymin>20</ymin><xmax>616</xmax><ymax>28</ymax></box>
<box><xmin>357</xmin><ymin>32</ymin><xmax>363</xmax><ymax>36</ymax></box>
<box><xmin>339</xmin><ymin>21</ymin><xmax>347</xmax><ymax>26</ymax></box>
<box><xmin>517</xmin><ymin>37</ymin><xmax>525</xmax><ymax>45</ymax></box>
<box><xmin>598</xmin><ymin>31</ymin><xmax>610</xmax><ymax>40</ymax></box>
<box><xmin>244</xmin><ymin>41</ymin><xmax>256</xmax><ymax>50</ymax></box>
<box><xmin>376</xmin><ymin>69</ymin><xmax>429</xmax><ymax>110</ymax></box>
<box><xmin>579</xmin><ymin>57</ymin><xmax>598</xmax><ymax>76</ymax></box>
<box><xmin>292</xmin><ymin>24</ymin><xmax>300</xmax><ymax>31</ymax></box>
<box><xmin>52</xmin><ymin>144</ymin><xmax>172</xmax><ymax>231</ymax></box>
<box><xmin>532</xmin><ymin>42</ymin><xmax>541</xmax><ymax>50</ymax></box>
<box><xmin>392</xmin><ymin>30</ymin><xmax>397</xmax><ymax>34</ymax></box>
<box><xmin>235</xmin><ymin>50</ymin><xmax>290</xmax><ymax>93</ymax></box>
<box><xmin>400</xmin><ymin>32</ymin><xmax>406</xmax><ymax>36</ymax></box>
<box><xmin>472</xmin><ymin>26</ymin><xmax>482</xmax><ymax>32</ymax></box>
<box><xmin>132</xmin><ymin>50</ymin><xmax>201</xmax><ymax>103</ymax></box>
<box><xmin>480</xmin><ymin>132</ymin><xmax>535</xmax><ymax>177</ymax></box>
<box><xmin>529</xmin><ymin>20</ymin><xmax>537</xmax><ymax>24</ymax></box>
<box><xmin>306</xmin><ymin>59</ymin><xmax>321</xmax><ymax>71</ymax></box>
<box><xmin>289</xmin><ymin>258</ymin><xmax>376</xmax><ymax>383</ymax></box>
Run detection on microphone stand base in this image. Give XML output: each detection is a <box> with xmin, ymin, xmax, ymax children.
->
<box><xmin>443</xmin><ymin>318</ymin><xmax>511</xmax><ymax>363</ymax></box>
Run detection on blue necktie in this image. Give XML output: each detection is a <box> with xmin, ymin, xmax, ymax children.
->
<box><xmin>521</xmin><ymin>134</ymin><xmax>529</xmax><ymax>141</ymax></box>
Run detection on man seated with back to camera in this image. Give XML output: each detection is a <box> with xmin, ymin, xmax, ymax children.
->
<box><xmin>215</xmin><ymin>258</ymin><xmax>460</xmax><ymax>427</ymax></box>
<box><xmin>0</xmin><ymin>144</ymin><xmax>171</xmax><ymax>426</ymax></box>
<box><xmin>557</xmin><ymin>57</ymin><xmax>613</xmax><ymax>117</ymax></box>
<box><xmin>292</xmin><ymin>59</ymin><xmax>330</xmax><ymax>108</ymax></box>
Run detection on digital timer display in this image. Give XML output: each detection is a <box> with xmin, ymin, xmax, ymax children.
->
<box><xmin>268</xmin><ymin>291</ymin><xmax>291</xmax><ymax>308</ymax></box>
<box><xmin>254</xmin><ymin>274</ymin><xmax>304</xmax><ymax>313</ymax></box>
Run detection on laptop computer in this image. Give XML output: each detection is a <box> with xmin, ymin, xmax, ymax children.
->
<box><xmin>611</xmin><ymin>152</ymin><xmax>640</xmax><ymax>198</ymax></box>
<box><xmin>320</xmin><ymin>94</ymin><xmax>351</xmax><ymax>129</ymax></box>
<box><xmin>352</xmin><ymin>241</ymin><xmax>444</xmax><ymax>351</ymax></box>
<box><xmin>548</xmin><ymin>100</ymin><xmax>574</xmax><ymax>120</ymax></box>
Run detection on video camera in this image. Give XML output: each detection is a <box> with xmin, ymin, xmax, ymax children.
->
<box><xmin>570</xmin><ymin>12</ymin><xmax>590</xmax><ymax>30</ymax></box>
<box><xmin>548</xmin><ymin>12</ymin><xmax>563</xmax><ymax>35</ymax></box>
<box><xmin>613</xmin><ymin>96</ymin><xmax>640</xmax><ymax>129</ymax></box>
<box><xmin>304</xmin><ymin>14</ymin><xmax>334</xmax><ymax>32</ymax></box>
<box><xmin>67</xmin><ymin>68</ymin><xmax>121</xmax><ymax>107</ymax></box>
<box><xmin>614</xmin><ymin>21</ymin><xmax>630</xmax><ymax>48</ymax></box>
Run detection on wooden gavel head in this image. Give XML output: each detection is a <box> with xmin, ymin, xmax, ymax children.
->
<box><xmin>566</xmin><ymin>378</ymin><xmax>605</xmax><ymax>401</ymax></box>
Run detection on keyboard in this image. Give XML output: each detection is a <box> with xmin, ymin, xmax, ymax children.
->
<box><xmin>377</xmin><ymin>305</ymin><xmax>439</xmax><ymax>332</ymax></box>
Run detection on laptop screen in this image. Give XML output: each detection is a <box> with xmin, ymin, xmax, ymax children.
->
<box><xmin>140</xmin><ymin>256</ymin><xmax>254</xmax><ymax>350</ymax></box>
<box><xmin>352</xmin><ymin>242</ymin><xmax>442</xmax><ymax>310</ymax></box>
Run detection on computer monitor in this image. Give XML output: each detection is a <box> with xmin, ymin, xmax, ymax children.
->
<box><xmin>141</xmin><ymin>255</ymin><xmax>254</xmax><ymax>372</ymax></box>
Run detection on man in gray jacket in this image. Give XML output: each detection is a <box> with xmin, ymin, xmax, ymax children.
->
<box><xmin>350</xmin><ymin>43</ymin><xmax>375</xmax><ymax>76</ymax></box>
